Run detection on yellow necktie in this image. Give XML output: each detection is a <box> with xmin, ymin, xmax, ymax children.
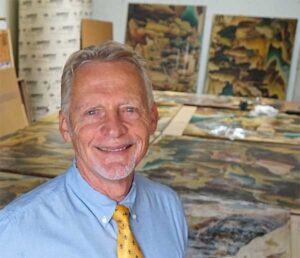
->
<box><xmin>113</xmin><ymin>204</ymin><xmax>144</xmax><ymax>258</ymax></box>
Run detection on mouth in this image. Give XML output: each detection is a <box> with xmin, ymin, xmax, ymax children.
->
<box><xmin>96</xmin><ymin>143</ymin><xmax>134</xmax><ymax>153</ymax></box>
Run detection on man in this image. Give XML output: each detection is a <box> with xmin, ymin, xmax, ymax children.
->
<box><xmin>0</xmin><ymin>41</ymin><xmax>188</xmax><ymax>257</ymax></box>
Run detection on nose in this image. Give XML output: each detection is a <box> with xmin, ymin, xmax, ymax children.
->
<box><xmin>100</xmin><ymin>112</ymin><xmax>128</xmax><ymax>138</ymax></box>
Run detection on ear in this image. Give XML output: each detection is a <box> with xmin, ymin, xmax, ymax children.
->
<box><xmin>59</xmin><ymin>111</ymin><xmax>72</xmax><ymax>142</ymax></box>
<box><xmin>149</xmin><ymin>102</ymin><xmax>158</xmax><ymax>134</ymax></box>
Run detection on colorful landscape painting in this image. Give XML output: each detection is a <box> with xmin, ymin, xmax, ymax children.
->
<box><xmin>0</xmin><ymin>113</ymin><xmax>73</xmax><ymax>178</ymax></box>
<box><xmin>0</xmin><ymin>171</ymin><xmax>48</xmax><ymax>208</ymax></box>
<box><xmin>125</xmin><ymin>4</ymin><xmax>205</xmax><ymax>92</ymax></box>
<box><xmin>183</xmin><ymin>106</ymin><xmax>300</xmax><ymax>144</ymax></box>
<box><xmin>138</xmin><ymin>135</ymin><xmax>300</xmax><ymax>213</ymax></box>
<box><xmin>205</xmin><ymin>15</ymin><xmax>297</xmax><ymax>99</ymax></box>
<box><xmin>154</xmin><ymin>90</ymin><xmax>242</xmax><ymax>109</ymax></box>
<box><xmin>184</xmin><ymin>200</ymin><xmax>290</xmax><ymax>257</ymax></box>
<box><xmin>137</xmin><ymin>134</ymin><xmax>299</xmax><ymax>256</ymax></box>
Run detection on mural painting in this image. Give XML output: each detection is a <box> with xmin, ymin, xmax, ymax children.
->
<box><xmin>126</xmin><ymin>4</ymin><xmax>205</xmax><ymax>92</ymax></box>
<box><xmin>205</xmin><ymin>15</ymin><xmax>297</xmax><ymax>99</ymax></box>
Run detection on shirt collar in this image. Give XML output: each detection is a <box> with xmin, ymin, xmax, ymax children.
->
<box><xmin>66</xmin><ymin>161</ymin><xmax>138</xmax><ymax>226</ymax></box>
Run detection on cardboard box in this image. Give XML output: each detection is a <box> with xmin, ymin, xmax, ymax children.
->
<box><xmin>0</xmin><ymin>68</ymin><xmax>28</xmax><ymax>136</ymax></box>
<box><xmin>81</xmin><ymin>19</ymin><xmax>113</xmax><ymax>48</ymax></box>
<box><xmin>0</xmin><ymin>28</ymin><xmax>28</xmax><ymax>137</ymax></box>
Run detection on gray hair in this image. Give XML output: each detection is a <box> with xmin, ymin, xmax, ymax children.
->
<box><xmin>60</xmin><ymin>41</ymin><xmax>153</xmax><ymax>116</ymax></box>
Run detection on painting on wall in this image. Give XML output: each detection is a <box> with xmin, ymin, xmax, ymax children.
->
<box><xmin>125</xmin><ymin>4</ymin><xmax>205</xmax><ymax>92</ymax></box>
<box><xmin>205</xmin><ymin>15</ymin><xmax>297</xmax><ymax>99</ymax></box>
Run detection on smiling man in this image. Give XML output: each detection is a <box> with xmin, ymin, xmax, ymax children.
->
<box><xmin>0</xmin><ymin>41</ymin><xmax>188</xmax><ymax>258</ymax></box>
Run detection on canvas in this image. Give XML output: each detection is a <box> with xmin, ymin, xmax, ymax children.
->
<box><xmin>154</xmin><ymin>90</ymin><xmax>242</xmax><ymax>109</ymax></box>
<box><xmin>205</xmin><ymin>15</ymin><xmax>297</xmax><ymax>99</ymax></box>
<box><xmin>183</xmin><ymin>106</ymin><xmax>300</xmax><ymax>145</ymax></box>
<box><xmin>137</xmin><ymin>134</ymin><xmax>299</xmax><ymax>256</ymax></box>
<box><xmin>125</xmin><ymin>4</ymin><xmax>205</xmax><ymax>92</ymax></box>
<box><xmin>184</xmin><ymin>200</ymin><xmax>290</xmax><ymax>257</ymax></box>
<box><xmin>154</xmin><ymin>90</ymin><xmax>300</xmax><ymax>113</ymax></box>
<box><xmin>0</xmin><ymin>113</ymin><xmax>73</xmax><ymax>177</ymax></box>
<box><xmin>138</xmin><ymin>135</ymin><xmax>300</xmax><ymax>213</ymax></box>
<box><xmin>0</xmin><ymin>171</ymin><xmax>48</xmax><ymax>208</ymax></box>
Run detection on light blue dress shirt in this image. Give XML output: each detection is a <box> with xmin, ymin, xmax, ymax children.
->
<box><xmin>0</xmin><ymin>162</ymin><xmax>188</xmax><ymax>258</ymax></box>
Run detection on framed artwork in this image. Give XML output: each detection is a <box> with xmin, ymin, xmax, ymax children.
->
<box><xmin>125</xmin><ymin>4</ymin><xmax>205</xmax><ymax>92</ymax></box>
<box><xmin>205</xmin><ymin>15</ymin><xmax>297</xmax><ymax>99</ymax></box>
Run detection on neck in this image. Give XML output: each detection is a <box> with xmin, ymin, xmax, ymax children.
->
<box><xmin>77</xmin><ymin>163</ymin><xmax>134</xmax><ymax>202</ymax></box>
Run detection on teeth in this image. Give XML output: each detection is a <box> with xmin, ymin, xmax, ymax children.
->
<box><xmin>99</xmin><ymin>146</ymin><xmax>128</xmax><ymax>152</ymax></box>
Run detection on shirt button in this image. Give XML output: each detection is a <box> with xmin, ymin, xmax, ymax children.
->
<box><xmin>101</xmin><ymin>216</ymin><xmax>108</xmax><ymax>224</ymax></box>
<box><xmin>132</xmin><ymin>214</ymin><xmax>137</xmax><ymax>220</ymax></box>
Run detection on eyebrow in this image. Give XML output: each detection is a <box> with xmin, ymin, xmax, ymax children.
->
<box><xmin>74</xmin><ymin>96</ymin><xmax>144</xmax><ymax>112</ymax></box>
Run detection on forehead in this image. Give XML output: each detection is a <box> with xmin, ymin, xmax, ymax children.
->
<box><xmin>71</xmin><ymin>60</ymin><xmax>148</xmax><ymax>104</ymax></box>
<box><xmin>75</xmin><ymin>60</ymin><xmax>141</xmax><ymax>79</ymax></box>
<box><xmin>74</xmin><ymin>61</ymin><xmax>144</xmax><ymax>88</ymax></box>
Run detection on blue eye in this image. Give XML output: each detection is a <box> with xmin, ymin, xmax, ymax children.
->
<box><xmin>126</xmin><ymin>107</ymin><xmax>135</xmax><ymax>113</ymax></box>
<box><xmin>120</xmin><ymin>106</ymin><xmax>139</xmax><ymax>120</ymax></box>
<box><xmin>87</xmin><ymin>110</ymin><xmax>97</xmax><ymax>116</ymax></box>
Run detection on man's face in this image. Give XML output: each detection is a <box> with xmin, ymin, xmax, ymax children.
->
<box><xmin>59</xmin><ymin>61</ymin><xmax>157</xmax><ymax>182</ymax></box>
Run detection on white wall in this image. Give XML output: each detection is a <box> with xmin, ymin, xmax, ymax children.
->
<box><xmin>92</xmin><ymin>0</ymin><xmax>300</xmax><ymax>102</ymax></box>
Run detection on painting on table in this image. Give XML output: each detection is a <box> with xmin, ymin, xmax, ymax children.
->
<box><xmin>184</xmin><ymin>200</ymin><xmax>290</xmax><ymax>258</ymax></box>
<box><xmin>125</xmin><ymin>4</ymin><xmax>205</xmax><ymax>92</ymax></box>
<box><xmin>183</xmin><ymin>106</ymin><xmax>300</xmax><ymax>145</ymax></box>
<box><xmin>138</xmin><ymin>135</ymin><xmax>300</xmax><ymax>213</ymax></box>
<box><xmin>154</xmin><ymin>90</ymin><xmax>300</xmax><ymax>112</ymax></box>
<box><xmin>0</xmin><ymin>171</ymin><xmax>48</xmax><ymax>208</ymax></box>
<box><xmin>0</xmin><ymin>113</ymin><xmax>74</xmax><ymax>178</ymax></box>
<box><xmin>154</xmin><ymin>90</ymin><xmax>242</xmax><ymax>109</ymax></box>
<box><xmin>137</xmin><ymin>134</ymin><xmax>298</xmax><ymax>256</ymax></box>
<box><xmin>205</xmin><ymin>15</ymin><xmax>297</xmax><ymax>99</ymax></box>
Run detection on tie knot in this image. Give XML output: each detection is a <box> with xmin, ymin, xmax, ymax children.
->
<box><xmin>113</xmin><ymin>204</ymin><xmax>130</xmax><ymax>226</ymax></box>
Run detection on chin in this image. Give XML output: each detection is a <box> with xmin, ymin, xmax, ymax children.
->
<box><xmin>91</xmin><ymin>158</ymin><xmax>137</xmax><ymax>181</ymax></box>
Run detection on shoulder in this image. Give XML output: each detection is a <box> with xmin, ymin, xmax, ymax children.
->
<box><xmin>134</xmin><ymin>173</ymin><xmax>189</xmax><ymax>253</ymax></box>
<box><xmin>0</xmin><ymin>172</ymin><xmax>67</xmax><ymax>221</ymax></box>
<box><xmin>135</xmin><ymin>173</ymin><xmax>178</xmax><ymax>196</ymax></box>
<box><xmin>0</xmin><ymin>172</ymin><xmax>67</xmax><ymax>256</ymax></box>
<box><xmin>134</xmin><ymin>173</ymin><xmax>183</xmax><ymax>208</ymax></box>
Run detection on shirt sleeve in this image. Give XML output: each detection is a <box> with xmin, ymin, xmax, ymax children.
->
<box><xmin>0</xmin><ymin>213</ymin><xmax>24</xmax><ymax>258</ymax></box>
